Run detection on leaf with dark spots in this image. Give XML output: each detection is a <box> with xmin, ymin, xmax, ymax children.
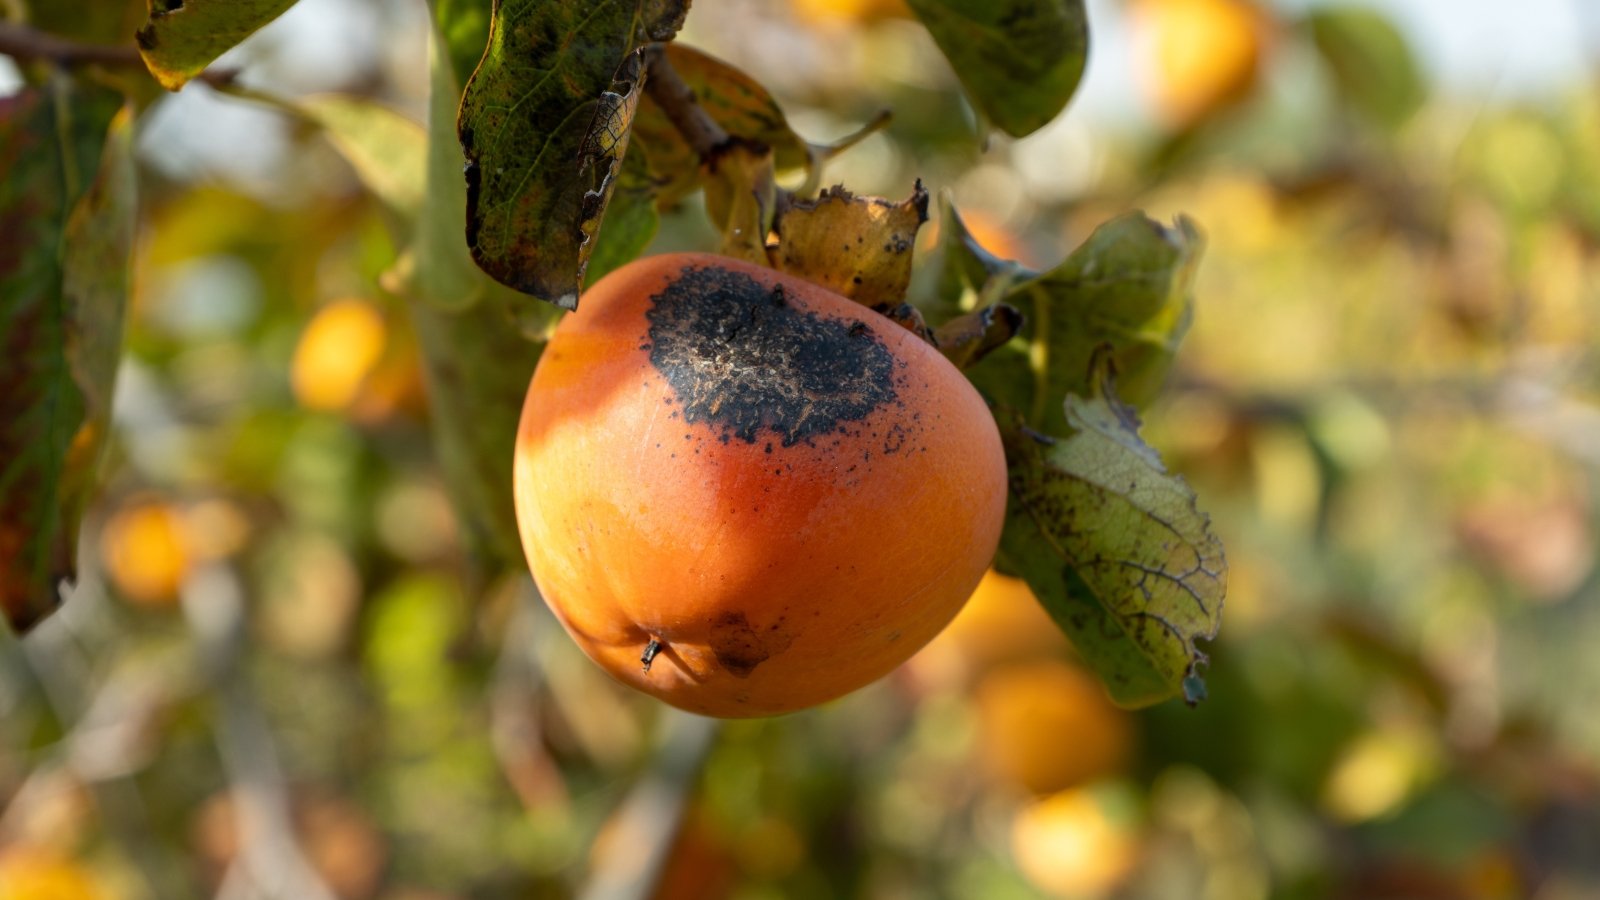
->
<box><xmin>771</xmin><ymin>182</ymin><xmax>929</xmax><ymax>307</ymax></box>
<box><xmin>630</xmin><ymin>43</ymin><xmax>810</xmax><ymax>205</ymax></box>
<box><xmin>997</xmin><ymin>354</ymin><xmax>1225</xmax><ymax>708</ymax></box>
<box><xmin>934</xmin><ymin>303</ymin><xmax>1022</xmax><ymax>369</ymax></box>
<box><xmin>456</xmin><ymin>0</ymin><xmax>686</xmax><ymax>310</ymax></box>
<box><xmin>905</xmin><ymin>0</ymin><xmax>1088</xmax><ymax>137</ymax></box>
<box><xmin>972</xmin><ymin>212</ymin><xmax>1202</xmax><ymax>434</ymax></box>
<box><xmin>137</xmin><ymin>0</ymin><xmax>301</xmax><ymax>90</ymax></box>
<box><xmin>0</xmin><ymin>84</ymin><xmax>134</xmax><ymax>634</ymax></box>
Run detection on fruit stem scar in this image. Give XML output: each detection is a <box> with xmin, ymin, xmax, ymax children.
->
<box><xmin>641</xmin><ymin>638</ymin><xmax>664</xmax><ymax>672</ymax></box>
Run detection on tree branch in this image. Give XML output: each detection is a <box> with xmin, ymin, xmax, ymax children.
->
<box><xmin>641</xmin><ymin>43</ymin><xmax>729</xmax><ymax>160</ymax></box>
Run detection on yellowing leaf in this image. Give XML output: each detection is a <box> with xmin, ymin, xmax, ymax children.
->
<box><xmin>906</xmin><ymin>0</ymin><xmax>1089</xmax><ymax>138</ymax></box>
<box><xmin>457</xmin><ymin>0</ymin><xmax>687</xmax><ymax>309</ymax></box>
<box><xmin>0</xmin><ymin>83</ymin><xmax>134</xmax><ymax>633</ymax></box>
<box><xmin>771</xmin><ymin>183</ymin><xmax>929</xmax><ymax>306</ymax></box>
<box><xmin>630</xmin><ymin>43</ymin><xmax>810</xmax><ymax>205</ymax></box>
<box><xmin>137</xmin><ymin>0</ymin><xmax>301</xmax><ymax>91</ymax></box>
<box><xmin>704</xmin><ymin>140</ymin><xmax>777</xmax><ymax>265</ymax></box>
<box><xmin>999</xmin><ymin>355</ymin><xmax>1225</xmax><ymax>707</ymax></box>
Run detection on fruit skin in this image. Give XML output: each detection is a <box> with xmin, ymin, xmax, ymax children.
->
<box><xmin>514</xmin><ymin>253</ymin><xmax>1007</xmax><ymax>717</ymax></box>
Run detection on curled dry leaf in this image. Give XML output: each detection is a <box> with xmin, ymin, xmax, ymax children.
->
<box><xmin>771</xmin><ymin>182</ymin><xmax>930</xmax><ymax>307</ymax></box>
<box><xmin>935</xmin><ymin>303</ymin><xmax>1024</xmax><ymax>370</ymax></box>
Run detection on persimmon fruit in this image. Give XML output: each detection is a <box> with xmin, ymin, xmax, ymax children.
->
<box><xmin>513</xmin><ymin>253</ymin><xmax>1007</xmax><ymax>717</ymax></box>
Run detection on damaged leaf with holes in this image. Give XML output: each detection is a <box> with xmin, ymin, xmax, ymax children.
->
<box><xmin>457</xmin><ymin>0</ymin><xmax>687</xmax><ymax>309</ymax></box>
<box><xmin>998</xmin><ymin>354</ymin><xmax>1225</xmax><ymax>708</ymax></box>
<box><xmin>0</xmin><ymin>84</ymin><xmax>134</xmax><ymax>633</ymax></box>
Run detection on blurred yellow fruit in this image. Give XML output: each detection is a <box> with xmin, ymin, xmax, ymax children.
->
<box><xmin>1011</xmin><ymin>788</ymin><xmax>1138</xmax><ymax>899</ymax></box>
<box><xmin>0</xmin><ymin>847</ymin><xmax>108</xmax><ymax>900</ymax></box>
<box><xmin>975</xmin><ymin>660</ymin><xmax>1132</xmax><ymax>795</ymax></box>
<box><xmin>291</xmin><ymin>299</ymin><xmax>388</xmax><ymax>413</ymax></box>
<box><xmin>1130</xmin><ymin>0</ymin><xmax>1268</xmax><ymax>129</ymax></box>
<box><xmin>791</xmin><ymin>0</ymin><xmax>910</xmax><ymax>26</ymax></box>
<box><xmin>909</xmin><ymin>570</ymin><xmax>1067</xmax><ymax>687</ymax></box>
<box><xmin>99</xmin><ymin>501</ymin><xmax>189</xmax><ymax>607</ymax></box>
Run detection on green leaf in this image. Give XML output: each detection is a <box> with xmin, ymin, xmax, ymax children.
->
<box><xmin>927</xmin><ymin>192</ymin><xmax>1034</xmax><ymax>326</ymax></box>
<box><xmin>998</xmin><ymin>356</ymin><xmax>1225</xmax><ymax>708</ymax></box>
<box><xmin>0</xmin><ymin>82</ymin><xmax>134</xmax><ymax>634</ymax></box>
<box><xmin>1308</xmin><ymin>5</ymin><xmax>1426</xmax><ymax>131</ymax></box>
<box><xmin>430</xmin><ymin>0</ymin><xmax>494</xmax><ymax>89</ymax></box>
<box><xmin>136</xmin><ymin>0</ymin><xmax>301</xmax><ymax>91</ymax></box>
<box><xmin>457</xmin><ymin>0</ymin><xmax>688</xmax><ymax>309</ymax></box>
<box><xmin>630</xmin><ymin>43</ymin><xmax>809</xmax><ymax>205</ymax></box>
<box><xmin>905</xmin><ymin>0</ymin><xmax>1088</xmax><ymax>138</ymax></box>
<box><xmin>973</xmin><ymin>212</ymin><xmax>1202</xmax><ymax>434</ymax></box>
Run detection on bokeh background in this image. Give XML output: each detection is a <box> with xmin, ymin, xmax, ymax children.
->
<box><xmin>4</xmin><ymin>0</ymin><xmax>1600</xmax><ymax>897</ymax></box>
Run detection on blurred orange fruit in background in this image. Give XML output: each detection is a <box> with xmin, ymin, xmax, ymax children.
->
<box><xmin>1010</xmin><ymin>787</ymin><xmax>1139</xmax><ymax>899</ymax></box>
<box><xmin>1130</xmin><ymin>0</ymin><xmax>1269</xmax><ymax>129</ymax></box>
<box><xmin>975</xmin><ymin>659</ymin><xmax>1133</xmax><ymax>795</ymax></box>
<box><xmin>99</xmin><ymin>500</ymin><xmax>190</xmax><ymax>607</ymax></box>
<box><xmin>291</xmin><ymin>299</ymin><xmax>388</xmax><ymax>414</ymax></box>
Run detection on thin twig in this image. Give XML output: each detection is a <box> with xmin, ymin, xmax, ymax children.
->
<box><xmin>0</xmin><ymin>21</ymin><xmax>237</xmax><ymax>88</ymax></box>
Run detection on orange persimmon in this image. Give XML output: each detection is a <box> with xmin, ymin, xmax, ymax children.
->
<box><xmin>514</xmin><ymin>253</ymin><xmax>1007</xmax><ymax>717</ymax></box>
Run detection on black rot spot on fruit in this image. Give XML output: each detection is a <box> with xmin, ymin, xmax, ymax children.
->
<box><xmin>645</xmin><ymin>266</ymin><xmax>897</xmax><ymax>447</ymax></box>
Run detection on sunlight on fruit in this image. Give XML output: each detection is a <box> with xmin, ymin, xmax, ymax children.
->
<box><xmin>908</xmin><ymin>569</ymin><xmax>1067</xmax><ymax>689</ymax></box>
<box><xmin>1130</xmin><ymin>0</ymin><xmax>1267</xmax><ymax>129</ymax></box>
<box><xmin>0</xmin><ymin>847</ymin><xmax>109</xmax><ymax>900</ymax></box>
<box><xmin>975</xmin><ymin>660</ymin><xmax>1132</xmax><ymax>795</ymax></box>
<box><xmin>291</xmin><ymin>298</ymin><xmax>388</xmax><ymax>413</ymax></box>
<box><xmin>99</xmin><ymin>500</ymin><xmax>189</xmax><ymax>607</ymax></box>
<box><xmin>1010</xmin><ymin>787</ymin><xmax>1138</xmax><ymax>899</ymax></box>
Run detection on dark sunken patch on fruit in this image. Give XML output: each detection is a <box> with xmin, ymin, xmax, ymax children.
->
<box><xmin>644</xmin><ymin>265</ymin><xmax>897</xmax><ymax>447</ymax></box>
<box><xmin>709</xmin><ymin>611</ymin><xmax>795</xmax><ymax>678</ymax></box>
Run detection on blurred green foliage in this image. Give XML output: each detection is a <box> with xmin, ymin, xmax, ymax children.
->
<box><xmin>4</xmin><ymin>1</ymin><xmax>1600</xmax><ymax>899</ymax></box>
